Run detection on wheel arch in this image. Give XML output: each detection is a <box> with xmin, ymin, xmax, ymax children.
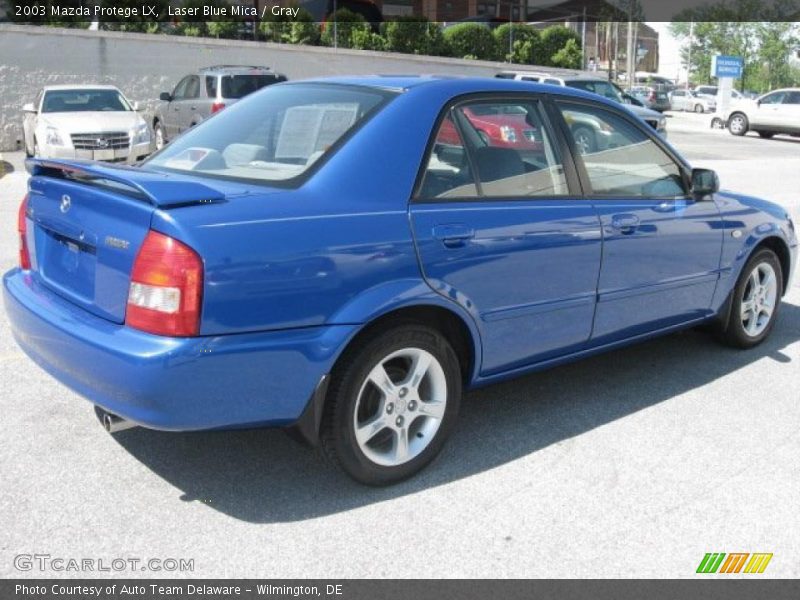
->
<box><xmin>289</xmin><ymin>295</ymin><xmax>482</xmax><ymax>447</ymax></box>
<box><xmin>753</xmin><ymin>235</ymin><xmax>792</xmax><ymax>297</ymax></box>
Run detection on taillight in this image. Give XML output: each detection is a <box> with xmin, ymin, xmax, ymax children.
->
<box><xmin>18</xmin><ymin>194</ymin><xmax>31</xmax><ymax>270</ymax></box>
<box><xmin>126</xmin><ymin>231</ymin><xmax>203</xmax><ymax>337</ymax></box>
<box><xmin>211</xmin><ymin>102</ymin><xmax>226</xmax><ymax>114</ymax></box>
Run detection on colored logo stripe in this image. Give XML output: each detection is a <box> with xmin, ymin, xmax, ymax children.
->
<box><xmin>697</xmin><ymin>552</ymin><xmax>773</xmax><ymax>574</ymax></box>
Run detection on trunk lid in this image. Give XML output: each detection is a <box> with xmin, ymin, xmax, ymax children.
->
<box><xmin>24</xmin><ymin>159</ymin><xmax>226</xmax><ymax>323</ymax></box>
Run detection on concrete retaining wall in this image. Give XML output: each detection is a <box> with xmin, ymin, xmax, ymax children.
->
<box><xmin>0</xmin><ymin>24</ymin><xmax>557</xmax><ymax>151</ymax></box>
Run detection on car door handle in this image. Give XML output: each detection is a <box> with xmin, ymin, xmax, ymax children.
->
<box><xmin>610</xmin><ymin>214</ymin><xmax>640</xmax><ymax>234</ymax></box>
<box><xmin>190</xmin><ymin>106</ymin><xmax>197</xmax><ymax>110</ymax></box>
<box><xmin>432</xmin><ymin>224</ymin><xmax>475</xmax><ymax>248</ymax></box>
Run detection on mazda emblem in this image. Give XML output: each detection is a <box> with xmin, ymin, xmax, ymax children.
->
<box><xmin>60</xmin><ymin>195</ymin><xmax>71</xmax><ymax>213</ymax></box>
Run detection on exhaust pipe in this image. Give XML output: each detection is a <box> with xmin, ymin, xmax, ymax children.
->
<box><xmin>95</xmin><ymin>407</ymin><xmax>139</xmax><ymax>433</ymax></box>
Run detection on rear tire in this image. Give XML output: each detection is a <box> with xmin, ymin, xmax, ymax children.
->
<box><xmin>716</xmin><ymin>248</ymin><xmax>782</xmax><ymax>349</ymax></box>
<box><xmin>728</xmin><ymin>113</ymin><xmax>748</xmax><ymax>136</ymax></box>
<box><xmin>572</xmin><ymin>125</ymin><xmax>596</xmax><ymax>155</ymax></box>
<box><xmin>320</xmin><ymin>324</ymin><xmax>462</xmax><ymax>486</ymax></box>
<box><xmin>694</xmin><ymin>103</ymin><xmax>704</xmax><ymax>113</ymax></box>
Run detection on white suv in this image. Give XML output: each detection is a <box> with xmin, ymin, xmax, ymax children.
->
<box><xmin>724</xmin><ymin>88</ymin><xmax>800</xmax><ymax>138</ymax></box>
<box><xmin>496</xmin><ymin>70</ymin><xmax>667</xmax><ymax>137</ymax></box>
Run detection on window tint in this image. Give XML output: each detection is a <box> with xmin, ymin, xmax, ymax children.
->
<box><xmin>786</xmin><ymin>91</ymin><xmax>800</xmax><ymax>104</ymax></box>
<box><xmin>420</xmin><ymin>113</ymin><xmax>478</xmax><ymax>199</ymax></box>
<box><xmin>147</xmin><ymin>84</ymin><xmax>389</xmax><ymax>184</ymax></box>
<box><xmin>41</xmin><ymin>89</ymin><xmax>131</xmax><ymax>113</ymax></box>
<box><xmin>419</xmin><ymin>99</ymin><xmax>567</xmax><ymax>199</ymax></box>
<box><xmin>185</xmin><ymin>76</ymin><xmax>200</xmax><ymax>100</ymax></box>
<box><xmin>221</xmin><ymin>74</ymin><xmax>285</xmax><ymax>99</ymax></box>
<box><xmin>556</xmin><ymin>102</ymin><xmax>686</xmax><ymax>198</ymax></box>
<box><xmin>172</xmin><ymin>76</ymin><xmax>191</xmax><ymax>100</ymax></box>
<box><xmin>205</xmin><ymin>76</ymin><xmax>218</xmax><ymax>98</ymax></box>
<box><xmin>566</xmin><ymin>80</ymin><xmax>622</xmax><ymax>102</ymax></box>
<box><xmin>760</xmin><ymin>91</ymin><xmax>788</xmax><ymax>104</ymax></box>
<box><xmin>495</xmin><ymin>73</ymin><xmax>516</xmax><ymax>79</ymax></box>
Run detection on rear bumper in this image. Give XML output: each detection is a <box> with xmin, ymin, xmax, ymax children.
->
<box><xmin>3</xmin><ymin>269</ymin><xmax>355</xmax><ymax>431</ymax></box>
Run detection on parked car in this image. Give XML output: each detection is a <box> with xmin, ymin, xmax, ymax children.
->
<box><xmin>629</xmin><ymin>86</ymin><xmax>672</xmax><ymax>112</ymax></box>
<box><xmin>693</xmin><ymin>85</ymin><xmax>746</xmax><ymax>101</ymax></box>
<box><xmin>496</xmin><ymin>70</ymin><xmax>667</xmax><ymax>136</ymax></box>
<box><xmin>669</xmin><ymin>89</ymin><xmax>717</xmax><ymax>113</ymax></box>
<box><xmin>153</xmin><ymin>65</ymin><xmax>287</xmax><ymax>149</ymax></box>
<box><xmin>724</xmin><ymin>88</ymin><xmax>800</xmax><ymax>138</ymax></box>
<box><xmin>21</xmin><ymin>85</ymin><xmax>152</xmax><ymax>163</ymax></box>
<box><xmin>436</xmin><ymin>104</ymin><xmax>543</xmax><ymax>151</ymax></box>
<box><xmin>5</xmin><ymin>77</ymin><xmax>797</xmax><ymax>485</ymax></box>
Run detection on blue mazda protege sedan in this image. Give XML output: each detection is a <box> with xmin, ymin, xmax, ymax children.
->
<box><xmin>4</xmin><ymin>77</ymin><xmax>797</xmax><ymax>485</ymax></box>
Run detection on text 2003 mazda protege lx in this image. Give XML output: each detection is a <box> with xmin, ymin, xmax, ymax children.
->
<box><xmin>4</xmin><ymin>77</ymin><xmax>797</xmax><ymax>484</ymax></box>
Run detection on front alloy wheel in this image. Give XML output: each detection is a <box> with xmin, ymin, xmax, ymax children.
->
<box><xmin>321</xmin><ymin>325</ymin><xmax>461</xmax><ymax>485</ymax></box>
<box><xmin>717</xmin><ymin>248</ymin><xmax>782</xmax><ymax>348</ymax></box>
<box><xmin>729</xmin><ymin>113</ymin><xmax>748</xmax><ymax>136</ymax></box>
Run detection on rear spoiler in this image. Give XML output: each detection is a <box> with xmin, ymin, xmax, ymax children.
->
<box><xmin>26</xmin><ymin>158</ymin><xmax>226</xmax><ymax>209</ymax></box>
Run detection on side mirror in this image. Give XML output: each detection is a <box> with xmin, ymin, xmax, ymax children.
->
<box><xmin>691</xmin><ymin>168</ymin><xmax>719</xmax><ymax>199</ymax></box>
<box><xmin>159</xmin><ymin>92</ymin><xmax>172</xmax><ymax>102</ymax></box>
<box><xmin>22</xmin><ymin>103</ymin><xmax>36</xmax><ymax>113</ymax></box>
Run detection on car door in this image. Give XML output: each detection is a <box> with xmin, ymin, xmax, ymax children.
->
<box><xmin>785</xmin><ymin>91</ymin><xmax>800</xmax><ymax>131</ymax></box>
<box><xmin>553</xmin><ymin>99</ymin><xmax>723</xmax><ymax>343</ymax></box>
<box><xmin>166</xmin><ymin>76</ymin><xmax>191</xmax><ymax>138</ymax></box>
<box><xmin>750</xmin><ymin>91</ymin><xmax>788</xmax><ymax>128</ymax></box>
<box><xmin>180</xmin><ymin>75</ymin><xmax>201</xmax><ymax>131</ymax></box>
<box><xmin>409</xmin><ymin>96</ymin><xmax>603</xmax><ymax>375</ymax></box>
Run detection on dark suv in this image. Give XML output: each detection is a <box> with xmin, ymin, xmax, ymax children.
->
<box><xmin>153</xmin><ymin>65</ymin><xmax>287</xmax><ymax>149</ymax></box>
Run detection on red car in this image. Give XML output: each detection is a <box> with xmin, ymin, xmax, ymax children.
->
<box><xmin>437</xmin><ymin>105</ymin><xmax>543</xmax><ymax>151</ymax></box>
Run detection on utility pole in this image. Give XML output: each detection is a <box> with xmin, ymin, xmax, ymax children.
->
<box><xmin>685</xmin><ymin>20</ymin><xmax>694</xmax><ymax>91</ymax></box>
<box><xmin>581</xmin><ymin>7</ymin><xmax>587</xmax><ymax>69</ymax></box>
<box><xmin>626</xmin><ymin>20</ymin><xmax>634</xmax><ymax>90</ymax></box>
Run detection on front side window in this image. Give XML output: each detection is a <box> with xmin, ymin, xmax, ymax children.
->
<box><xmin>172</xmin><ymin>76</ymin><xmax>192</xmax><ymax>100</ymax></box>
<box><xmin>146</xmin><ymin>84</ymin><xmax>390</xmax><ymax>184</ymax></box>
<box><xmin>41</xmin><ymin>89</ymin><xmax>131</xmax><ymax>113</ymax></box>
<box><xmin>419</xmin><ymin>98</ymin><xmax>568</xmax><ymax>199</ymax></box>
<box><xmin>760</xmin><ymin>91</ymin><xmax>788</xmax><ymax>105</ymax></box>
<box><xmin>556</xmin><ymin>101</ymin><xmax>686</xmax><ymax>198</ymax></box>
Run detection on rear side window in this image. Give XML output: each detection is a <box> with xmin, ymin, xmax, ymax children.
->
<box><xmin>221</xmin><ymin>74</ymin><xmax>285</xmax><ymax>99</ymax></box>
<box><xmin>556</xmin><ymin>101</ymin><xmax>686</xmax><ymax>198</ymax></box>
<box><xmin>205</xmin><ymin>76</ymin><xmax>218</xmax><ymax>98</ymax></box>
<box><xmin>419</xmin><ymin>99</ymin><xmax>567</xmax><ymax>200</ymax></box>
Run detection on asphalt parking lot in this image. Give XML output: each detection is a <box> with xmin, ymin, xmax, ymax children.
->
<box><xmin>1</xmin><ymin>110</ymin><xmax>798</xmax><ymax>578</ymax></box>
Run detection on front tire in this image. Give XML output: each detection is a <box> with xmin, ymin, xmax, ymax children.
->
<box><xmin>694</xmin><ymin>103</ymin><xmax>704</xmax><ymax>113</ymax></box>
<box><xmin>729</xmin><ymin>113</ymin><xmax>748</xmax><ymax>136</ymax></box>
<box><xmin>320</xmin><ymin>324</ymin><xmax>462</xmax><ymax>485</ymax></box>
<box><xmin>572</xmin><ymin>125</ymin><xmax>596</xmax><ymax>155</ymax></box>
<box><xmin>717</xmin><ymin>248</ymin><xmax>783</xmax><ymax>348</ymax></box>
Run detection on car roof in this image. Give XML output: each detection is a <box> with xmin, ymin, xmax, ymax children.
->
<box><xmin>42</xmin><ymin>84</ymin><xmax>121</xmax><ymax>92</ymax></box>
<box><xmin>199</xmin><ymin>65</ymin><xmax>277</xmax><ymax>74</ymax></box>
<box><xmin>297</xmin><ymin>75</ymin><xmax>619</xmax><ymax>107</ymax></box>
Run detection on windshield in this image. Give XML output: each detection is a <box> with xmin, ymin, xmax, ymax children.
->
<box><xmin>221</xmin><ymin>74</ymin><xmax>286</xmax><ymax>99</ymax></box>
<box><xmin>146</xmin><ymin>83</ymin><xmax>390</xmax><ymax>184</ymax></box>
<box><xmin>566</xmin><ymin>80</ymin><xmax>623</xmax><ymax>104</ymax></box>
<box><xmin>42</xmin><ymin>89</ymin><xmax>131</xmax><ymax>113</ymax></box>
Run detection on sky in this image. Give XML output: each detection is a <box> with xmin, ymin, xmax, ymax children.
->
<box><xmin>647</xmin><ymin>22</ymin><xmax>684</xmax><ymax>80</ymax></box>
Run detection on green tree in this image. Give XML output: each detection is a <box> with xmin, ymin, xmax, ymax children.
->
<box><xmin>259</xmin><ymin>10</ymin><xmax>293</xmax><ymax>42</ymax></box>
<box><xmin>493</xmin><ymin>23</ymin><xmax>541</xmax><ymax>63</ymax></box>
<box><xmin>351</xmin><ymin>28</ymin><xmax>385</xmax><ymax>51</ymax></box>
<box><xmin>540</xmin><ymin>26</ymin><xmax>582</xmax><ymax>67</ymax></box>
<box><xmin>287</xmin><ymin>8</ymin><xmax>320</xmax><ymax>45</ymax></box>
<box><xmin>320</xmin><ymin>8</ymin><xmax>371</xmax><ymax>49</ymax></box>
<box><xmin>382</xmin><ymin>17</ymin><xmax>442</xmax><ymax>56</ymax></box>
<box><xmin>550</xmin><ymin>38</ymin><xmax>583</xmax><ymax>69</ymax></box>
<box><xmin>442</xmin><ymin>23</ymin><xmax>495</xmax><ymax>60</ymax></box>
<box><xmin>99</xmin><ymin>0</ymin><xmax>171</xmax><ymax>33</ymax></box>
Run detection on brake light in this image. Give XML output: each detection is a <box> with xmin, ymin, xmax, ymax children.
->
<box><xmin>126</xmin><ymin>231</ymin><xmax>203</xmax><ymax>337</ymax></box>
<box><xmin>18</xmin><ymin>195</ymin><xmax>31</xmax><ymax>270</ymax></box>
<box><xmin>211</xmin><ymin>102</ymin><xmax>226</xmax><ymax>114</ymax></box>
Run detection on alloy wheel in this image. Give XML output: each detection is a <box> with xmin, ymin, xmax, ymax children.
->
<box><xmin>353</xmin><ymin>347</ymin><xmax>447</xmax><ymax>467</ymax></box>
<box><xmin>740</xmin><ymin>262</ymin><xmax>778</xmax><ymax>337</ymax></box>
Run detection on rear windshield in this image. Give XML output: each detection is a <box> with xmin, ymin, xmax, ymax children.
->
<box><xmin>146</xmin><ymin>84</ymin><xmax>391</xmax><ymax>184</ymax></box>
<box><xmin>221</xmin><ymin>74</ymin><xmax>286</xmax><ymax>99</ymax></box>
<box><xmin>42</xmin><ymin>89</ymin><xmax>131</xmax><ymax>113</ymax></box>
